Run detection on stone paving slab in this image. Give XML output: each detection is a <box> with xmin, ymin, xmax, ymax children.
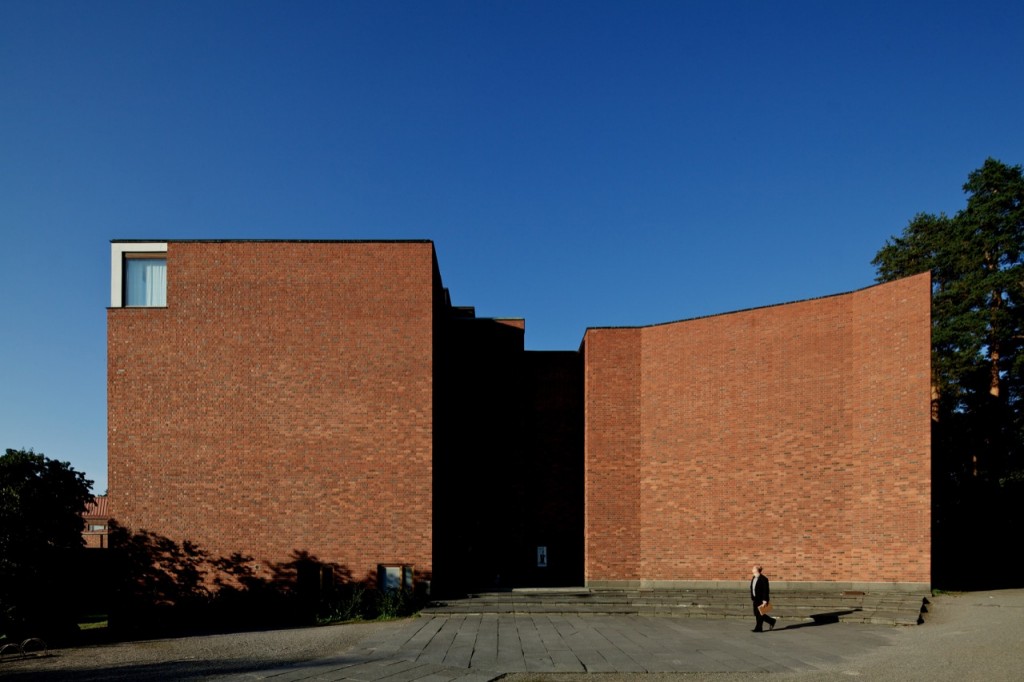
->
<box><xmin>216</xmin><ymin>612</ymin><xmax>902</xmax><ymax>681</ymax></box>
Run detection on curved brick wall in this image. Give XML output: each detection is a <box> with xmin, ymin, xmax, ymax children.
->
<box><xmin>583</xmin><ymin>273</ymin><xmax>931</xmax><ymax>588</ymax></box>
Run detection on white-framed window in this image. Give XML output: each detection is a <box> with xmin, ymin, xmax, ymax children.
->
<box><xmin>111</xmin><ymin>242</ymin><xmax>168</xmax><ymax>307</ymax></box>
<box><xmin>124</xmin><ymin>255</ymin><xmax>167</xmax><ymax>306</ymax></box>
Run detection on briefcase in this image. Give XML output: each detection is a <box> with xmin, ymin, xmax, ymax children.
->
<box><xmin>758</xmin><ymin>603</ymin><xmax>774</xmax><ymax>616</ymax></box>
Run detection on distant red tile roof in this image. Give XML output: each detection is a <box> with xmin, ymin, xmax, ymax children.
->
<box><xmin>84</xmin><ymin>496</ymin><xmax>110</xmax><ymax>518</ymax></box>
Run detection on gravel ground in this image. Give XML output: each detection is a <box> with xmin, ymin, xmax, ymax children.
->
<box><xmin>0</xmin><ymin>619</ymin><xmax>401</xmax><ymax>681</ymax></box>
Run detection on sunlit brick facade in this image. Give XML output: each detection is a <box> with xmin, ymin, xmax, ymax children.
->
<box><xmin>583</xmin><ymin>273</ymin><xmax>932</xmax><ymax>589</ymax></box>
<box><xmin>109</xmin><ymin>241</ymin><xmax>440</xmax><ymax>585</ymax></box>
<box><xmin>108</xmin><ymin>240</ymin><xmax>930</xmax><ymax>591</ymax></box>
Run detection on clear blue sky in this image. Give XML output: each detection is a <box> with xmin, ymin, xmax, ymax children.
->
<box><xmin>2</xmin><ymin>1</ymin><xmax>1022</xmax><ymax>494</ymax></box>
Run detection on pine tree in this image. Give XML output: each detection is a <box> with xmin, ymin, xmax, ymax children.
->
<box><xmin>873</xmin><ymin>158</ymin><xmax>1024</xmax><ymax>483</ymax></box>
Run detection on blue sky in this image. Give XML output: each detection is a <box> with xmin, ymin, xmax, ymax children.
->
<box><xmin>2</xmin><ymin>1</ymin><xmax>1022</xmax><ymax>494</ymax></box>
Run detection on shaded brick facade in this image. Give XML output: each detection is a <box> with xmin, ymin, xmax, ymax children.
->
<box><xmin>109</xmin><ymin>241</ymin><xmax>930</xmax><ymax>591</ymax></box>
<box><xmin>434</xmin><ymin>316</ymin><xmax>584</xmax><ymax>591</ymax></box>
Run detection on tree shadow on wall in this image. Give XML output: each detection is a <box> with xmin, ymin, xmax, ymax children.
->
<box><xmin>106</xmin><ymin>521</ymin><xmax>416</xmax><ymax>638</ymax></box>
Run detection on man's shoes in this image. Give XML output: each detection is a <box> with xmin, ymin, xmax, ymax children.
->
<box><xmin>768</xmin><ymin>619</ymin><xmax>776</xmax><ymax>631</ymax></box>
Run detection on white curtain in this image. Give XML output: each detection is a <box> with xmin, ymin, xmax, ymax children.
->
<box><xmin>125</xmin><ymin>259</ymin><xmax>167</xmax><ymax>306</ymax></box>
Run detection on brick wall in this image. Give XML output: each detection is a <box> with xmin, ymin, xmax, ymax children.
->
<box><xmin>109</xmin><ymin>240</ymin><xmax>931</xmax><ymax>591</ymax></box>
<box><xmin>82</xmin><ymin>496</ymin><xmax>111</xmax><ymax>549</ymax></box>
<box><xmin>433</xmin><ymin>319</ymin><xmax>584</xmax><ymax>593</ymax></box>
<box><xmin>108</xmin><ymin>241</ymin><xmax>438</xmax><ymax>582</ymax></box>
<box><xmin>433</xmin><ymin>316</ymin><xmax>528</xmax><ymax>592</ymax></box>
<box><xmin>520</xmin><ymin>351</ymin><xmax>584</xmax><ymax>587</ymax></box>
<box><xmin>583</xmin><ymin>273</ymin><xmax>931</xmax><ymax>587</ymax></box>
<box><xmin>583</xmin><ymin>328</ymin><xmax>643</xmax><ymax>582</ymax></box>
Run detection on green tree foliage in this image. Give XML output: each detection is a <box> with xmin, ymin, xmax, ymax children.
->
<box><xmin>873</xmin><ymin>158</ymin><xmax>1024</xmax><ymax>482</ymax></box>
<box><xmin>873</xmin><ymin>158</ymin><xmax>1024</xmax><ymax>588</ymax></box>
<box><xmin>0</xmin><ymin>448</ymin><xmax>93</xmax><ymax>638</ymax></box>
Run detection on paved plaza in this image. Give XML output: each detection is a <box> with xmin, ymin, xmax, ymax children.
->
<box><xmin>3</xmin><ymin>589</ymin><xmax>1022</xmax><ymax>681</ymax></box>
<box><xmin>221</xmin><ymin>613</ymin><xmax>898</xmax><ymax>681</ymax></box>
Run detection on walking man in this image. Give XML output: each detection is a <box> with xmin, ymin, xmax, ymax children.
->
<box><xmin>751</xmin><ymin>564</ymin><xmax>777</xmax><ymax>632</ymax></box>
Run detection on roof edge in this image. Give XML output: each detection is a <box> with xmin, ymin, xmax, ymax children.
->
<box><xmin>111</xmin><ymin>238</ymin><xmax>434</xmax><ymax>245</ymax></box>
<box><xmin>583</xmin><ymin>271</ymin><xmax>931</xmax><ymax>336</ymax></box>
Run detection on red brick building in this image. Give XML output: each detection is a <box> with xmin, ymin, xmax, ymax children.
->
<box><xmin>82</xmin><ymin>495</ymin><xmax>111</xmax><ymax>549</ymax></box>
<box><xmin>583</xmin><ymin>274</ymin><xmax>932</xmax><ymax>589</ymax></box>
<box><xmin>108</xmin><ymin>240</ymin><xmax>930</xmax><ymax>593</ymax></box>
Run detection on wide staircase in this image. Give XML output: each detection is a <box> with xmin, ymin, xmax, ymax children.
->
<box><xmin>423</xmin><ymin>587</ymin><xmax>928</xmax><ymax>626</ymax></box>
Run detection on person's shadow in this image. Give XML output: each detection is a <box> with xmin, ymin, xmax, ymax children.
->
<box><xmin>775</xmin><ymin>608</ymin><xmax>863</xmax><ymax>629</ymax></box>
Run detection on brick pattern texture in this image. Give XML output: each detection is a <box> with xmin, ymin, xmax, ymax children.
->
<box><xmin>583</xmin><ymin>273</ymin><xmax>931</xmax><ymax>585</ymax></box>
<box><xmin>108</xmin><ymin>241</ymin><xmax>437</xmax><ymax>582</ymax></box>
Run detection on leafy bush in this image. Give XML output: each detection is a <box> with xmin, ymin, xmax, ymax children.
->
<box><xmin>1</xmin><ymin>449</ymin><xmax>93</xmax><ymax>640</ymax></box>
<box><xmin>374</xmin><ymin>588</ymin><xmax>409</xmax><ymax>620</ymax></box>
<box><xmin>316</xmin><ymin>582</ymin><xmax>368</xmax><ymax>624</ymax></box>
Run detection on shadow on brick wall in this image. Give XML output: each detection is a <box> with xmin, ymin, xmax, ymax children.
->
<box><xmin>104</xmin><ymin>521</ymin><xmax>423</xmax><ymax>637</ymax></box>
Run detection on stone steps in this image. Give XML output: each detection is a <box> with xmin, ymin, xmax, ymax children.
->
<box><xmin>423</xmin><ymin>588</ymin><xmax>929</xmax><ymax>626</ymax></box>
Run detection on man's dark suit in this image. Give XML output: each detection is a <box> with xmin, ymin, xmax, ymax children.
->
<box><xmin>751</xmin><ymin>573</ymin><xmax>776</xmax><ymax>631</ymax></box>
